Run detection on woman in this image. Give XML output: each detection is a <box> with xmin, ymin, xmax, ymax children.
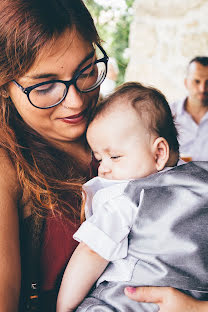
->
<box><xmin>0</xmin><ymin>1</ymin><xmax>107</xmax><ymax>311</ymax></box>
<box><xmin>0</xmin><ymin>0</ymin><xmax>207</xmax><ymax>311</ymax></box>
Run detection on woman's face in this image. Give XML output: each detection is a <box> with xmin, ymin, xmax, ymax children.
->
<box><xmin>8</xmin><ymin>30</ymin><xmax>99</xmax><ymax>146</ymax></box>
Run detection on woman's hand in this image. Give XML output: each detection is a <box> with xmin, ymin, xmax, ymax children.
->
<box><xmin>124</xmin><ymin>286</ymin><xmax>208</xmax><ymax>312</ymax></box>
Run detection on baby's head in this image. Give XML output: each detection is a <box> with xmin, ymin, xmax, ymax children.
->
<box><xmin>87</xmin><ymin>82</ymin><xmax>179</xmax><ymax>180</ymax></box>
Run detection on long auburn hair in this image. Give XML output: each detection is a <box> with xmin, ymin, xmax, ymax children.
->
<box><xmin>0</xmin><ymin>0</ymin><xmax>100</xmax><ymax>223</ymax></box>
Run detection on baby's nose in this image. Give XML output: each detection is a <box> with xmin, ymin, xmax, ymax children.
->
<box><xmin>98</xmin><ymin>161</ymin><xmax>111</xmax><ymax>177</ymax></box>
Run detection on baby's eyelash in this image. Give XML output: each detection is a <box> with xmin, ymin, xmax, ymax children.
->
<box><xmin>111</xmin><ymin>156</ymin><xmax>121</xmax><ymax>159</ymax></box>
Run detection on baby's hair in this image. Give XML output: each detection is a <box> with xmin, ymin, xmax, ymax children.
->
<box><xmin>90</xmin><ymin>82</ymin><xmax>179</xmax><ymax>154</ymax></box>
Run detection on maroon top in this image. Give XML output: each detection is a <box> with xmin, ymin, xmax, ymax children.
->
<box><xmin>41</xmin><ymin>215</ymin><xmax>79</xmax><ymax>291</ymax></box>
<box><xmin>39</xmin><ymin>157</ymin><xmax>98</xmax><ymax>310</ymax></box>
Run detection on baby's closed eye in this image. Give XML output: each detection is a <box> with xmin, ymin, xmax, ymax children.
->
<box><xmin>110</xmin><ymin>156</ymin><xmax>122</xmax><ymax>161</ymax></box>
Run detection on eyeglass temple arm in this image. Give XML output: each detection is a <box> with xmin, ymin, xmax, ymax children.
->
<box><xmin>12</xmin><ymin>80</ymin><xmax>27</xmax><ymax>93</ymax></box>
<box><xmin>96</xmin><ymin>43</ymin><xmax>109</xmax><ymax>60</ymax></box>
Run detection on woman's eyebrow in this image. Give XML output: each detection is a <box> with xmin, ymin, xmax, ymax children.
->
<box><xmin>76</xmin><ymin>50</ymin><xmax>95</xmax><ymax>71</ymax></box>
<box><xmin>25</xmin><ymin>73</ymin><xmax>56</xmax><ymax>80</ymax></box>
<box><xmin>25</xmin><ymin>50</ymin><xmax>95</xmax><ymax>80</ymax></box>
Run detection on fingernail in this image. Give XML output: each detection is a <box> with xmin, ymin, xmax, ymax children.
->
<box><xmin>126</xmin><ymin>287</ymin><xmax>136</xmax><ymax>294</ymax></box>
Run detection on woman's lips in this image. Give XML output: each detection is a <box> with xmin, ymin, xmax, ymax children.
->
<box><xmin>59</xmin><ymin>109</ymin><xmax>88</xmax><ymax>124</ymax></box>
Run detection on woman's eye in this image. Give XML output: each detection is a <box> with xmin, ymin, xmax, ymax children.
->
<box><xmin>34</xmin><ymin>83</ymin><xmax>55</xmax><ymax>95</ymax></box>
<box><xmin>79</xmin><ymin>67</ymin><xmax>96</xmax><ymax>79</ymax></box>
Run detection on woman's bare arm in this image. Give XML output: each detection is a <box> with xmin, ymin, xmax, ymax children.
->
<box><xmin>0</xmin><ymin>149</ymin><xmax>21</xmax><ymax>312</ymax></box>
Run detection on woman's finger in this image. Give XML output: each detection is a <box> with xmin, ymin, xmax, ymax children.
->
<box><xmin>124</xmin><ymin>286</ymin><xmax>208</xmax><ymax>312</ymax></box>
<box><xmin>124</xmin><ymin>286</ymin><xmax>166</xmax><ymax>304</ymax></box>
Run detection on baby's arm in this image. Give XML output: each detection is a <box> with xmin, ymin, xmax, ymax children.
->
<box><xmin>56</xmin><ymin>241</ymin><xmax>109</xmax><ymax>312</ymax></box>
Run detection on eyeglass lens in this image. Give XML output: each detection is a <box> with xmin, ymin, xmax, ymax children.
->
<box><xmin>29</xmin><ymin>61</ymin><xmax>106</xmax><ymax>108</ymax></box>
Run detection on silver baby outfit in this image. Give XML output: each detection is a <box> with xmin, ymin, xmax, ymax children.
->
<box><xmin>76</xmin><ymin>161</ymin><xmax>208</xmax><ymax>311</ymax></box>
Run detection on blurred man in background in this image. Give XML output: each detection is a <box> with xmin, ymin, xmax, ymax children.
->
<box><xmin>170</xmin><ymin>56</ymin><xmax>208</xmax><ymax>161</ymax></box>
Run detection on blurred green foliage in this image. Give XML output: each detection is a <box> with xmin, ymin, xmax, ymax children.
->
<box><xmin>85</xmin><ymin>0</ymin><xmax>134</xmax><ymax>85</ymax></box>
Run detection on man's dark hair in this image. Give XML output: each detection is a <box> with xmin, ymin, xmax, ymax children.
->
<box><xmin>189</xmin><ymin>56</ymin><xmax>208</xmax><ymax>67</ymax></box>
<box><xmin>90</xmin><ymin>82</ymin><xmax>179</xmax><ymax>155</ymax></box>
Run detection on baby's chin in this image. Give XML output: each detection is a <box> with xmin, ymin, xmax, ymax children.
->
<box><xmin>129</xmin><ymin>171</ymin><xmax>158</xmax><ymax>180</ymax></box>
<box><xmin>98</xmin><ymin>175</ymin><xmax>128</xmax><ymax>181</ymax></box>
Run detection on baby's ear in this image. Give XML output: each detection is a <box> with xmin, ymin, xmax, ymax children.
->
<box><xmin>153</xmin><ymin>137</ymin><xmax>169</xmax><ymax>171</ymax></box>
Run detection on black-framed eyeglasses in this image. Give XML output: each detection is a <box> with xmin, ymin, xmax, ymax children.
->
<box><xmin>13</xmin><ymin>43</ymin><xmax>109</xmax><ymax>109</ymax></box>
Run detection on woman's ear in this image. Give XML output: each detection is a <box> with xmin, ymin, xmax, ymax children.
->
<box><xmin>0</xmin><ymin>86</ymin><xmax>9</xmax><ymax>98</ymax></box>
<box><xmin>153</xmin><ymin>137</ymin><xmax>169</xmax><ymax>171</ymax></box>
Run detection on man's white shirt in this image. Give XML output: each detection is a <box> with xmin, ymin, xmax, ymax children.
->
<box><xmin>170</xmin><ymin>97</ymin><xmax>208</xmax><ymax>161</ymax></box>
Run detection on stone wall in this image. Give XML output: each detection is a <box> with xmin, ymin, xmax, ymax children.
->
<box><xmin>125</xmin><ymin>0</ymin><xmax>208</xmax><ymax>102</ymax></box>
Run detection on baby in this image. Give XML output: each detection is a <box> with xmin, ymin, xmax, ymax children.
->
<box><xmin>57</xmin><ymin>82</ymin><xmax>208</xmax><ymax>312</ymax></box>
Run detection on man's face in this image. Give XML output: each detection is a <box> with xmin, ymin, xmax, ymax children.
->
<box><xmin>185</xmin><ymin>62</ymin><xmax>208</xmax><ymax>106</ymax></box>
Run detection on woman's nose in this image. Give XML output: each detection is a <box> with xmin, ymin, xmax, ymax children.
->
<box><xmin>61</xmin><ymin>84</ymin><xmax>83</xmax><ymax>109</ymax></box>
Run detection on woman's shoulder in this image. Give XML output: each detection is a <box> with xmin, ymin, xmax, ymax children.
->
<box><xmin>0</xmin><ymin>147</ymin><xmax>17</xmax><ymax>175</ymax></box>
<box><xmin>0</xmin><ymin>148</ymin><xmax>20</xmax><ymax>196</ymax></box>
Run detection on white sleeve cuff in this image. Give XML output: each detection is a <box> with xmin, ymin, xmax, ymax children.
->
<box><xmin>73</xmin><ymin>221</ymin><xmax>128</xmax><ymax>261</ymax></box>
